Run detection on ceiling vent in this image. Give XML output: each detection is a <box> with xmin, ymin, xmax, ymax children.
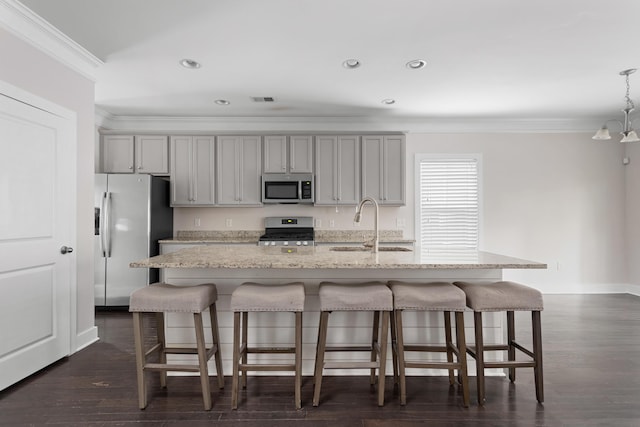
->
<box><xmin>251</xmin><ymin>97</ymin><xmax>275</xmax><ymax>102</ymax></box>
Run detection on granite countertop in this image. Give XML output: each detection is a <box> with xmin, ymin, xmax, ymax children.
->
<box><xmin>131</xmin><ymin>244</ymin><xmax>546</xmax><ymax>270</ymax></box>
<box><xmin>160</xmin><ymin>230</ymin><xmax>415</xmax><ymax>244</ymax></box>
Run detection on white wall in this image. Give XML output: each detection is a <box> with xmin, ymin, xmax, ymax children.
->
<box><xmin>175</xmin><ymin>132</ymin><xmax>629</xmax><ymax>294</ymax></box>
<box><xmin>407</xmin><ymin>133</ymin><xmax>628</xmax><ymax>295</ymax></box>
<box><xmin>0</xmin><ymin>27</ymin><xmax>97</xmax><ymax>349</ymax></box>
<box><xmin>625</xmin><ymin>142</ymin><xmax>640</xmax><ymax>295</ymax></box>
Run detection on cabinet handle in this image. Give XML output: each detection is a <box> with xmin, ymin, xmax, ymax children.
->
<box><xmin>129</xmin><ymin>165</ymin><xmax>133</xmax><ymax>170</ymax></box>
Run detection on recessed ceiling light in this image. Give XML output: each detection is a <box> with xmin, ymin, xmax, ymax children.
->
<box><xmin>342</xmin><ymin>59</ymin><xmax>361</xmax><ymax>69</ymax></box>
<box><xmin>215</xmin><ymin>99</ymin><xmax>230</xmax><ymax>105</ymax></box>
<box><xmin>381</xmin><ymin>99</ymin><xmax>396</xmax><ymax>105</ymax></box>
<box><xmin>406</xmin><ymin>59</ymin><xmax>427</xmax><ymax>70</ymax></box>
<box><xmin>180</xmin><ymin>59</ymin><xmax>201</xmax><ymax>69</ymax></box>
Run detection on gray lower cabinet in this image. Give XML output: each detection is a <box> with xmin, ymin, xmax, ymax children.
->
<box><xmin>315</xmin><ymin>135</ymin><xmax>360</xmax><ymax>205</ymax></box>
<box><xmin>170</xmin><ymin>136</ymin><xmax>215</xmax><ymax>206</ymax></box>
<box><xmin>361</xmin><ymin>135</ymin><xmax>405</xmax><ymax>205</ymax></box>
<box><xmin>216</xmin><ymin>136</ymin><xmax>262</xmax><ymax>205</ymax></box>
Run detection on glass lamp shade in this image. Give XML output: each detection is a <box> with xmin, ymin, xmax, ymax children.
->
<box><xmin>620</xmin><ymin>130</ymin><xmax>640</xmax><ymax>143</ymax></box>
<box><xmin>592</xmin><ymin>127</ymin><xmax>612</xmax><ymax>140</ymax></box>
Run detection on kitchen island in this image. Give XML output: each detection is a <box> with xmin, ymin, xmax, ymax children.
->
<box><xmin>130</xmin><ymin>245</ymin><xmax>545</xmax><ymax>376</ymax></box>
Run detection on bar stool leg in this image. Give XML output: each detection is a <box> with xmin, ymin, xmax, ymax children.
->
<box><xmin>155</xmin><ymin>312</ymin><xmax>167</xmax><ymax>388</ymax></box>
<box><xmin>313</xmin><ymin>311</ymin><xmax>329</xmax><ymax>407</ymax></box>
<box><xmin>474</xmin><ymin>311</ymin><xmax>486</xmax><ymax>406</ymax></box>
<box><xmin>390</xmin><ymin>310</ymin><xmax>399</xmax><ymax>386</ymax></box>
<box><xmin>132</xmin><ymin>312</ymin><xmax>147</xmax><ymax>410</ymax></box>
<box><xmin>444</xmin><ymin>311</ymin><xmax>455</xmax><ymax>386</ymax></box>
<box><xmin>507</xmin><ymin>311</ymin><xmax>516</xmax><ymax>382</ymax></box>
<box><xmin>295</xmin><ymin>311</ymin><xmax>303</xmax><ymax>409</ymax></box>
<box><xmin>532</xmin><ymin>310</ymin><xmax>544</xmax><ymax>403</ymax></box>
<box><xmin>370</xmin><ymin>311</ymin><xmax>380</xmax><ymax>386</ymax></box>
<box><xmin>455</xmin><ymin>311</ymin><xmax>470</xmax><ymax>408</ymax></box>
<box><xmin>193</xmin><ymin>312</ymin><xmax>212</xmax><ymax>410</ymax></box>
<box><xmin>377</xmin><ymin>311</ymin><xmax>389</xmax><ymax>407</ymax></box>
<box><xmin>241</xmin><ymin>311</ymin><xmax>248</xmax><ymax>389</ymax></box>
<box><xmin>394</xmin><ymin>310</ymin><xmax>408</xmax><ymax>405</ymax></box>
<box><xmin>231</xmin><ymin>312</ymin><xmax>241</xmax><ymax>410</ymax></box>
<box><xmin>209</xmin><ymin>304</ymin><xmax>224</xmax><ymax>389</ymax></box>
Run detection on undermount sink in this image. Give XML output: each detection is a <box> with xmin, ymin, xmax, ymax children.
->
<box><xmin>329</xmin><ymin>246</ymin><xmax>412</xmax><ymax>252</ymax></box>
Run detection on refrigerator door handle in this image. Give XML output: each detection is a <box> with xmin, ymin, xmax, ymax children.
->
<box><xmin>100</xmin><ymin>192</ymin><xmax>107</xmax><ymax>257</ymax></box>
<box><xmin>104</xmin><ymin>192</ymin><xmax>112</xmax><ymax>257</ymax></box>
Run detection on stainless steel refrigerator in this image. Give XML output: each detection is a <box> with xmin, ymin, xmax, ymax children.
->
<box><xmin>94</xmin><ymin>174</ymin><xmax>173</xmax><ymax>306</ymax></box>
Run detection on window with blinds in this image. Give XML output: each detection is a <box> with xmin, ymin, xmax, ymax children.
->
<box><xmin>416</xmin><ymin>155</ymin><xmax>481</xmax><ymax>250</ymax></box>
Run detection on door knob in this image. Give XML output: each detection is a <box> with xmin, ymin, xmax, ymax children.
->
<box><xmin>60</xmin><ymin>246</ymin><xmax>74</xmax><ymax>254</ymax></box>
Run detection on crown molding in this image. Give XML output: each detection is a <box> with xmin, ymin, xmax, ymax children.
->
<box><xmin>95</xmin><ymin>113</ymin><xmax>603</xmax><ymax>134</ymax></box>
<box><xmin>0</xmin><ymin>0</ymin><xmax>102</xmax><ymax>81</ymax></box>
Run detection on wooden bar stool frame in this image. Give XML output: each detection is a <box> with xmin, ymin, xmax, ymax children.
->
<box><xmin>231</xmin><ymin>310</ymin><xmax>303</xmax><ymax>409</ymax></box>
<box><xmin>469</xmin><ymin>309</ymin><xmax>544</xmax><ymax>405</ymax></box>
<box><xmin>230</xmin><ymin>282</ymin><xmax>305</xmax><ymax>410</ymax></box>
<box><xmin>393</xmin><ymin>309</ymin><xmax>470</xmax><ymax>407</ymax></box>
<box><xmin>313</xmin><ymin>303</ymin><xmax>391</xmax><ymax>407</ymax></box>
<box><xmin>132</xmin><ymin>302</ymin><xmax>224</xmax><ymax>410</ymax></box>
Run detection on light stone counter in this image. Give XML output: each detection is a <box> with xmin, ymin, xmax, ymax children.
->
<box><xmin>159</xmin><ymin>230</ymin><xmax>415</xmax><ymax>245</ymax></box>
<box><xmin>131</xmin><ymin>245</ymin><xmax>545</xmax><ymax>270</ymax></box>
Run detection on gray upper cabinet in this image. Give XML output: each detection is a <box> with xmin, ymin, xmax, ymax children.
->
<box><xmin>217</xmin><ymin>136</ymin><xmax>262</xmax><ymax>206</ymax></box>
<box><xmin>135</xmin><ymin>135</ymin><xmax>169</xmax><ymax>174</ymax></box>
<box><xmin>314</xmin><ymin>135</ymin><xmax>360</xmax><ymax>205</ymax></box>
<box><xmin>102</xmin><ymin>135</ymin><xmax>134</xmax><ymax>173</ymax></box>
<box><xmin>263</xmin><ymin>135</ymin><xmax>313</xmax><ymax>173</ymax></box>
<box><xmin>170</xmin><ymin>136</ymin><xmax>215</xmax><ymax>206</ymax></box>
<box><xmin>361</xmin><ymin>135</ymin><xmax>406</xmax><ymax>205</ymax></box>
<box><xmin>102</xmin><ymin>135</ymin><xmax>169</xmax><ymax>175</ymax></box>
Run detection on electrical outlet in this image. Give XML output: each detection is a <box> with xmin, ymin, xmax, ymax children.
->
<box><xmin>396</xmin><ymin>218</ymin><xmax>405</xmax><ymax>228</ymax></box>
<box><xmin>315</xmin><ymin>218</ymin><xmax>322</xmax><ymax>228</ymax></box>
<box><xmin>329</xmin><ymin>220</ymin><xmax>335</xmax><ymax>228</ymax></box>
<box><xmin>225</xmin><ymin>218</ymin><xmax>232</xmax><ymax>227</ymax></box>
<box><xmin>194</xmin><ymin>218</ymin><xmax>201</xmax><ymax>227</ymax></box>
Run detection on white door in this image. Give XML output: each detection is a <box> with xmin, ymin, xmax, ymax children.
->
<box><xmin>0</xmin><ymin>89</ymin><xmax>75</xmax><ymax>391</ymax></box>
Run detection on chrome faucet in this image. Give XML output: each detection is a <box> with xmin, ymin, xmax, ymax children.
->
<box><xmin>354</xmin><ymin>197</ymin><xmax>379</xmax><ymax>253</ymax></box>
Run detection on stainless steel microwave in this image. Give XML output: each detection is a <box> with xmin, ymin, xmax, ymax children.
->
<box><xmin>262</xmin><ymin>174</ymin><xmax>314</xmax><ymax>204</ymax></box>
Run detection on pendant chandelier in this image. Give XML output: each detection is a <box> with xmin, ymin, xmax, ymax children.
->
<box><xmin>592</xmin><ymin>69</ymin><xmax>640</xmax><ymax>143</ymax></box>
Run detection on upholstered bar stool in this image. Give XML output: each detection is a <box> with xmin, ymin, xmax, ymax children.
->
<box><xmin>453</xmin><ymin>281</ymin><xmax>544</xmax><ymax>405</ymax></box>
<box><xmin>129</xmin><ymin>282</ymin><xmax>224</xmax><ymax>410</ymax></box>
<box><xmin>313</xmin><ymin>281</ymin><xmax>393</xmax><ymax>407</ymax></box>
<box><xmin>388</xmin><ymin>281</ymin><xmax>470</xmax><ymax>407</ymax></box>
<box><xmin>230</xmin><ymin>282</ymin><xmax>305</xmax><ymax>409</ymax></box>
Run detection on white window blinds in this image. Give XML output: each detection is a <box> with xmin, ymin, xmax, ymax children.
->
<box><xmin>417</xmin><ymin>156</ymin><xmax>480</xmax><ymax>249</ymax></box>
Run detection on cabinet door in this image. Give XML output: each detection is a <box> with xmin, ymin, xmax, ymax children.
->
<box><xmin>170</xmin><ymin>136</ymin><xmax>215</xmax><ymax>206</ymax></box>
<box><xmin>217</xmin><ymin>136</ymin><xmax>261</xmax><ymax>205</ymax></box>
<box><xmin>314</xmin><ymin>136</ymin><xmax>338</xmax><ymax>205</ymax></box>
<box><xmin>192</xmin><ymin>136</ymin><xmax>216</xmax><ymax>205</ymax></box>
<box><xmin>170</xmin><ymin>136</ymin><xmax>193</xmax><ymax>205</ymax></box>
<box><xmin>336</xmin><ymin>135</ymin><xmax>360</xmax><ymax>204</ymax></box>
<box><xmin>135</xmin><ymin>135</ymin><xmax>169</xmax><ymax>174</ymax></box>
<box><xmin>263</xmin><ymin>135</ymin><xmax>287</xmax><ymax>173</ymax></box>
<box><xmin>315</xmin><ymin>135</ymin><xmax>359</xmax><ymax>205</ymax></box>
<box><xmin>362</xmin><ymin>135</ymin><xmax>405</xmax><ymax>205</ymax></box>
<box><xmin>102</xmin><ymin>135</ymin><xmax>134</xmax><ymax>173</ymax></box>
<box><xmin>381</xmin><ymin>135</ymin><xmax>405</xmax><ymax>205</ymax></box>
<box><xmin>289</xmin><ymin>135</ymin><xmax>313</xmax><ymax>173</ymax></box>
<box><xmin>238</xmin><ymin>136</ymin><xmax>262</xmax><ymax>205</ymax></box>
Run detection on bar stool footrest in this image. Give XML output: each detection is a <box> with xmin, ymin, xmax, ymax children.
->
<box><xmin>324</xmin><ymin>361</ymin><xmax>380</xmax><ymax>369</ymax></box>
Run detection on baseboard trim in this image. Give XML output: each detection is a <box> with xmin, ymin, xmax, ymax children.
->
<box><xmin>74</xmin><ymin>326</ymin><xmax>99</xmax><ymax>353</ymax></box>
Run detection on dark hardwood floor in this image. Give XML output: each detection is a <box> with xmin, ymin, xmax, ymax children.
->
<box><xmin>1</xmin><ymin>294</ymin><xmax>639</xmax><ymax>426</ymax></box>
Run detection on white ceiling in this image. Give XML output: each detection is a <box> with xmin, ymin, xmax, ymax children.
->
<box><xmin>16</xmin><ymin>0</ymin><xmax>640</xmax><ymax>127</ymax></box>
